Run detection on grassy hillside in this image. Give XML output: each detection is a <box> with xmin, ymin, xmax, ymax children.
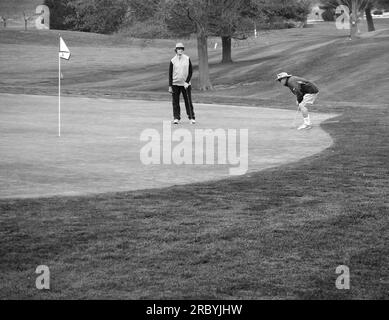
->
<box><xmin>0</xmin><ymin>20</ymin><xmax>388</xmax><ymax>106</ymax></box>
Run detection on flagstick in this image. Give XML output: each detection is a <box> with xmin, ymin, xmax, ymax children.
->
<box><xmin>58</xmin><ymin>34</ymin><xmax>61</xmax><ymax>137</ymax></box>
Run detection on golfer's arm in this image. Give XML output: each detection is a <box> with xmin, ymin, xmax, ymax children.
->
<box><xmin>292</xmin><ymin>86</ymin><xmax>304</xmax><ymax>104</ymax></box>
<box><xmin>185</xmin><ymin>59</ymin><xmax>193</xmax><ymax>83</ymax></box>
<box><xmin>169</xmin><ymin>62</ymin><xmax>173</xmax><ymax>86</ymax></box>
<box><xmin>296</xmin><ymin>92</ymin><xmax>304</xmax><ymax>104</ymax></box>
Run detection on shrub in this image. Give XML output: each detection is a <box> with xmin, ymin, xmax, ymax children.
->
<box><xmin>44</xmin><ymin>0</ymin><xmax>76</xmax><ymax>30</ymax></box>
<box><xmin>44</xmin><ymin>0</ymin><xmax>128</xmax><ymax>34</ymax></box>
<box><xmin>321</xmin><ymin>8</ymin><xmax>335</xmax><ymax>21</ymax></box>
<box><xmin>119</xmin><ymin>19</ymin><xmax>171</xmax><ymax>39</ymax></box>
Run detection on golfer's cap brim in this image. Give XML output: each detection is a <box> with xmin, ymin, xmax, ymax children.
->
<box><xmin>276</xmin><ymin>75</ymin><xmax>291</xmax><ymax>81</ymax></box>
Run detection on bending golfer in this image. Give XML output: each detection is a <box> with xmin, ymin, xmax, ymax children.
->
<box><xmin>276</xmin><ymin>72</ymin><xmax>319</xmax><ymax>130</ymax></box>
<box><xmin>168</xmin><ymin>42</ymin><xmax>196</xmax><ymax>124</ymax></box>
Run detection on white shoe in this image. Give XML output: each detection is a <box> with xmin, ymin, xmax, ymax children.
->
<box><xmin>297</xmin><ymin>123</ymin><xmax>312</xmax><ymax>130</ymax></box>
<box><xmin>190</xmin><ymin>119</ymin><xmax>196</xmax><ymax>124</ymax></box>
<box><xmin>173</xmin><ymin>119</ymin><xmax>180</xmax><ymax>124</ymax></box>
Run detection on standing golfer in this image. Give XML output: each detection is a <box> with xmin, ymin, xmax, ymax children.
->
<box><xmin>276</xmin><ymin>72</ymin><xmax>319</xmax><ymax>130</ymax></box>
<box><xmin>169</xmin><ymin>42</ymin><xmax>196</xmax><ymax>124</ymax></box>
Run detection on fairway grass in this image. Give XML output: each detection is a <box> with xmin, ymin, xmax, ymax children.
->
<box><xmin>0</xmin><ymin>21</ymin><xmax>388</xmax><ymax>299</ymax></box>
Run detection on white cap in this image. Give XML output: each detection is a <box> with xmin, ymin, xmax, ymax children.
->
<box><xmin>175</xmin><ymin>42</ymin><xmax>184</xmax><ymax>49</ymax></box>
<box><xmin>276</xmin><ymin>72</ymin><xmax>292</xmax><ymax>81</ymax></box>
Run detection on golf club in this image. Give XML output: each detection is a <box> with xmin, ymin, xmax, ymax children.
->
<box><xmin>292</xmin><ymin>103</ymin><xmax>300</xmax><ymax>128</ymax></box>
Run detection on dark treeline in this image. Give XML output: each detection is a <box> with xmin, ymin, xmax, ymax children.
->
<box><xmin>44</xmin><ymin>0</ymin><xmax>312</xmax><ymax>36</ymax></box>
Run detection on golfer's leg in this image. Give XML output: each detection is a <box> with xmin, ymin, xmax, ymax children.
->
<box><xmin>300</xmin><ymin>103</ymin><xmax>309</xmax><ymax>118</ymax></box>
<box><xmin>299</xmin><ymin>97</ymin><xmax>311</xmax><ymax>125</ymax></box>
<box><xmin>182</xmin><ymin>86</ymin><xmax>195</xmax><ymax>120</ymax></box>
<box><xmin>187</xmin><ymin>86</ymin><xmax>195</xmax><ymax>120</ymax></box>
<box><xmin>172</xmin><ymin>86</ymin><xmax>181</xmax><ymax>120</ymax></box>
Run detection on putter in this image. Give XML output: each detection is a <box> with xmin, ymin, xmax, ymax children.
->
<box><xmin>292</xmin><ymin>104</ymin><xmax>300</xmax><ymax>128</ymax></box>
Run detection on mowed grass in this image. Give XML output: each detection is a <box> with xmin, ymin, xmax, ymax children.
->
<box><xmin>0</xmin><ymin>0</ymin><xmax>43</xmax><ymax>17</ymax></box>
<box><xmin>0</xmin><ymin>21</ymin><xmax>388</xmax><ymax>299</ymax></box>
<box><xmin>1</xmin><ymin>20</ymin><xmax>389</xmax><ymax>105</ymax></box>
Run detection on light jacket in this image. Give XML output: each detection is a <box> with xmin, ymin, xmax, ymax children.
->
<box><xmin>169</xmin><ymin>54</ymin><xmax>192</xmax><ymax>86</ymax></box>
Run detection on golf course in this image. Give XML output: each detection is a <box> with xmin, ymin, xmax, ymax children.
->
<box><xmin>0</xmin><ymin>15</ymin><xmax>388</xmax><ymax>300</ymax></box>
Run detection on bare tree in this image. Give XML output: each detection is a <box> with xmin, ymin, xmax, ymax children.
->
<box><xmin>365</xmin><ymin>0</ymin><xmax>389</xmax><ymax>32</ymax></box>
<box><xmin>168</xmin><ymin>0</ymin><xmax>213</xmax><ymax>90</ymax></box>
<box><xmin>346</xmin><ymin>0</ymin><xmax>370</xmax><ymax>38</ymax></box>
<box><xmin>321</xmin><ymin>0</ymin><xmax>371</xmax><ymax>38</ymax></box>
<box><xmin>365</xmin><ymin>1</ymin><xmax>375</xmax><ymax>31</ymax></box>
<box><xmin>208</xmin><ymin>0</ymin><xmax>253</xmax><ymax>64</ymax></box>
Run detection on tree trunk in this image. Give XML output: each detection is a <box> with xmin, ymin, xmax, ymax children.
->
<box><xmin>350</xmin><ymin>19</ymin><xmax>358</xmax><ymax>39</ymax></box>
<box><xmin>197</xmin><ymin>30</ymin><xmax>213</xmax><ymax>91</ymax></box>
<box><xmin>365</xmin><ymin>7</ymin><xmax>375</xmax><ymax>32</ymax></box>
<box><xmin>221</xmin><ymin>36</ymin><xmax>232</xmax><ymax>64</ymax></box>
<box><xmin>348</xmin><ymin>0</ymin><xmax>356</xmax><ymax>39</ymax></box>
<box><xmin>349</xmin><ymin>0</ymin><xmax>359</xmax><ymax>40</ymax></box>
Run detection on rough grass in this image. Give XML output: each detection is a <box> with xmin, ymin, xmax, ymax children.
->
<box><xmin>0</xmin><ymin>21</ymin><xmax>388</xmax><ymax>299</ymax></box>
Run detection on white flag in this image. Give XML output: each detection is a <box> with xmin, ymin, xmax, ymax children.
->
<box><xmin>59</xmin><ymin>36</ymin><xmax>71</xmax><ymax>60</ymax></box>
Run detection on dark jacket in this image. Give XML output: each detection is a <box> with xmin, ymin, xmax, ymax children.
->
<box><xmin>285</xmin><ymin>76</ymin><xmax>319</xmax><ymax>103</ymax></box>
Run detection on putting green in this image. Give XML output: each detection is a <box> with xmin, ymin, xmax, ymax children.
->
<box><xmin>0</xmin><ymin>93</ymin><xmax>337</xmax><ymax>199</ymax></box>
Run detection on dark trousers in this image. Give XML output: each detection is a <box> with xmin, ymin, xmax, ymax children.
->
<box><xmin>172</xmin><ymin>85</ymin><xmax>195</xmax><ymax>120</ymax></box>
